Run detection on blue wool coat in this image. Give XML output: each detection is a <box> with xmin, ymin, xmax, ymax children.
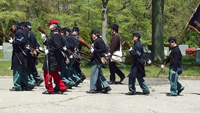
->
<box><xmin>11</xmin><ymin>28</ymin><xmax>29</xmax><ymax>70</ymax></box>
<box><xmin>128</xmin><ymin>40</ymin><xmax>146</xmax><ymax>78</ymax></box>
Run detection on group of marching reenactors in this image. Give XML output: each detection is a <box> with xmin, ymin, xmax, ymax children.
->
<box><xmin>8</xmin><ymin>19</ymin><xmax>184</xmax><ymax>96</ymax></box>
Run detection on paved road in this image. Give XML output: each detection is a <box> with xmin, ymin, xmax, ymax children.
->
<box><xmin>0</xmin><ymin>76</ymin><xmax>200</xmax><ymax>113</ymax></box>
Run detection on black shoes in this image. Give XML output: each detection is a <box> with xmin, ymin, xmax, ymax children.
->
<box><xmin>75</xmin><ymin>80</ymin><xmax>82</xmax><ymax>87</ymax></box>
<box><xmin>177</xmin><ymin>87</ymin><xmax>184</xmax><ymax>95</ymax></box>
<box><xmin>42</xmin><ymin>88</ymin><xmax>67</xmax><ymax>94</ymax></box>
<box><xmin>9</xmin><ymin>87</ymin><xmax>23</xmax><ymax>91</ymax></box>
<box><xmin>102</xmin><ymin>86</ymin><xmax>112</xmax><ymax>93</ymax></box>
<box><xmin>86</xmin><ymin>90</ymin><xmax>97</xmax><ymax>94</ymax></box>
<box><xmin>125</xmin><ymin>92</ymin><xmax>136</xmax><ymax>95</ymax></box>
<box><xmin>108</xmin><ymin>81</ymin><xmax>115</xmax><ymax>84</ymax></box>
<box><xmin>80</xmin><ymin>72</ymin><xmax>86</xmax><ymax>81</ymax></box>
<box><xmin>125</xmin><ymin>91</ymin><xmax>150</xmax><ymax>95</ymax></box>
<box><xmin>166</xmin><ymin>93</ymin><xmax>177</xmax><ymax>97</ymax></box>
<box><xmin>59</xmin><ymin>88</ymin><xmax>68</xmax><ymax>94</ymax></box>
<box><xmin>23</xmin><ymin>85</ymin><xmax>35</xmax><ymax>91</ymax></box>
<box><xmin>42</xmin><ymin>91</ymin><xmax>55</xmax><ymax>94</ymax></box>
<box><xmin>143</xmin><ymin>91</ymin><xmax>150</xmax><ymax>95</ymax></box>
<box><xmin>65</xmin><ymin>82</ymin><xmax>72</xmax><ymax>89</ymax></box>
<box><xmin>35</xmin><ymin>80</ymin><xmax>44</xmax><ymax>86</ymax></box>
<box><xmin>119</xmin><ymin>76</ymin><xmax>125</xmax><ymax>83</ymax></box>
<box><xmin>87</xmin><ymin>86</ymin><xmax>112</xmax><ymax>94</ymax></box>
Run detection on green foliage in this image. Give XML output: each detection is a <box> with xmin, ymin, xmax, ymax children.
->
<box><xmin>0</xmin><ymin>0</ymin><xmax>199</xmax><ymax>48</ymax></box>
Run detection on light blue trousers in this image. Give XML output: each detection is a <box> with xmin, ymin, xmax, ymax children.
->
<box><xmin>128</xmin><ymin>77</ymin><xmax>149</xmax><ymax>93</ymax></box>
<box><xmin>168</xmin><ymin>69</ymin><xmax>184</xmax><ymax>95</ymax></box>
<box><xmin>90</xmin><ymin>64</ymin><xmax>109</xmax><ymax>90</ymax></box>
<box><xmin>13</xmin><ymin>67</ymin><xmax>34</xmax><ymax>90</ymax></box>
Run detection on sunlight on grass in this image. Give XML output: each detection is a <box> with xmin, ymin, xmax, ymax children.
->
<box><xmin>0</xmin><ymin>50</ymin><xmax>3</xmax><ymax>59</ymax></box>
<box><xmin>0</xmin><ymin>55</ymin><xmax>199</xmax><ymax>77</ymax></box>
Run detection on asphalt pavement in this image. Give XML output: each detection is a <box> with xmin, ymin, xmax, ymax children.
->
<box><xmin>0</xmin><ymin>76</ymin><xmax>200</xmax><ymax>113</ymax></box>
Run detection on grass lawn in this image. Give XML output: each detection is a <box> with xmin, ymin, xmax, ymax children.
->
<box><xmin>0</xmin><ymin>50</ymin><xmax>3</xmax><ymax>59</ymax></box>
<box><xmin>0</xmin><ymin>52</ymin><xmax>199</xmax><ymax>78</ymax></box>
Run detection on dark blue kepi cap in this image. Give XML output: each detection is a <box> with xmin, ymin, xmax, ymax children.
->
<box><xmin>91</xmin><ymin>29</ymin><xmax>100</xmax><ymax>34</ymax></box>
<box><xmin>13</xmin><ymin>21</ymin><xmax>20</xmax><ymax>26</ymax></box>
<box><xmin>26</xmin><ymin>22</ymin><xmax>31</xmax><ymax>26</ymax></box>
<box><xmin>72</xmin><ymin>26</ymin><xmax>79</xmax><ymax>32</ymax></box>
<box><xmin>20</xmin><ymin>22</ymin><xmax>27</xmax><ymax>27</ymax></box>
<box><xmin>61</xmin><ymin>27</ymin><xmax>71</xmax><ymax>33</ymax></box>
<box><xmin>168</xmin><ymin>37</ymin><xmax>177</xmax><ymax>42</ymax></box>
<box><xmin>133</xmin><ymin>32</ymin><xmax>141</xmax><ymax>38</ymax></box>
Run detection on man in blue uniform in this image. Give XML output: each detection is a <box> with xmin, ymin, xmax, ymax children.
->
<box><xmin>125</xmin><ymin>32</ymin><xmax>150</xmax><ymax>95</ymax></box>
<box><xmin>72</xmin><ymin>27</ymin><xmax>86</xmax><ymax>82</ymax></box>
<box><xmin>60</xmin><ymin>27</ymin><xmax>78</xmax><ymax>88</ymax></box>
<box><xmin>9</xmin><ymin>21</ymin><xmax>34</xmax><ymax>91</ymax></box>
<box><xmin>26</xmin><ymin>22</ymin><xmax>44</xmax><ymax>86</ymax></box>
<box><xmin>86</xmin><ymin>29</ymin><xmax>111</xmax><ymax>93</ymax></box>
<box><xmin>161</xmin><ymin>37</ymin><xmax>184</xmax><ymax>96</ymax></box>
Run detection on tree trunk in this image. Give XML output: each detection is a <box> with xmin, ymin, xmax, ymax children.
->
<box><xmin>102</xmin><ymin>0</ymin><xmax>108</xmax><ymax>46</ymax></box>
<box><xmin>151</xmin><ymin>0</ymin><xmax>165</xmax><ymax>62</ymax></box>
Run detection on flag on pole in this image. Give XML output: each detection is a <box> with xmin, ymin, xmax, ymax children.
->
<box><xmin>188</xmin><ymin>3</ymin><xmax>200</xmax><ymax>34</ymax></box>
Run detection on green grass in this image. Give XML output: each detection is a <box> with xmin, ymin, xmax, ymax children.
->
<box><xmin>81</xmin><ymin>56</ymin><xmax>200</xmax><ymax>78</ymax></box>
<box><xmin>0</xmin><ymin>50</ymin><xmax>3</xmax><ymax>59</ymax></box>
<box><xmin>0</xmin><ymin>53</ymin><xmax>199</xmax><ymax>77</ymax></box>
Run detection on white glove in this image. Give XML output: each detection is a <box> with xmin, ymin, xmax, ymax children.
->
<box><xmin>161</xmin><ymin>64</ymin><xmax>165</xmax><ymax>69</ymax></box>
<box><xmin>74</xmin><ymin>48</ymin><xmax>78</xmax><ymax>52</ymax></box>
<box><xmin>63</xmin><ymin>46</ymin><xmax>67</xmax><ymax>51</ymax></box>
<box><xmin>69</xmin><ymin>55</ymin><xmax>73</xmax><ymax>59</ymax></box>
<box><xmin>107</xmin><ymin>53</ymin><xmax>111</xmax><ymax>56</ymax></box>
<box><xmin>26</xmin><ymin>45</ymin><xmax>30</xmax><ymax>50</ymax></box>
<box><xmin>172</xmin><ymin>71</ymin><xmax>176</xmax><ymax>74</ymax></box>
<box><xmin>41</xmin><ymin>33</ymin><xmax>46</xmax><ymax>39</ymax></box>
<box><xmin>45</xmin><ymin>49</ymin><xmax>49</xmax><ymax>55</ymax></box>
<box><xmin>90</xmin><ymin>47</ymin><xmax>94</xmax><ymax>53</ymax></box>
<box><xmin>30</xmin><ymin>52</ymin><xmax>34</xmax><ymax>56</ymax></box>
<box><xmin>9</xmin><ymin>38</ymin><xmax>13</xmax><ymax>44</ymax></box>
<box><xmin>129</xmin><ymin>47</ymin><xmax>133</xmax><ymax>51</ymax></box>
<box><xmin>39</xmin><ymin>47</ymin><xmax>43</xmax><ymax>50</ymax></box>
<box><xmin>147</xmin><ymin>60</ymin><xmax>152</xmax><ymax>64</ymax></box>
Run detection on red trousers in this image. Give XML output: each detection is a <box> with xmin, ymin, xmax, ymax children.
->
<box><xmin>44</xmin><ymin>71</ymin><xmax>67</xmax><ymax>93</ymax></box>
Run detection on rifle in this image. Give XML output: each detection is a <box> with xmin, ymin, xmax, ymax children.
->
<box><xmin>0</xmin><ymin>30</ymin><xmax>23</xmax><ymax>65</ymax></box>
<box><xmin>0</xmin><ymin>30</ymin><xmax>27</xmax><ymax>57</ymax></box>
<box><xmin>9</xmin><ymin>28</ymin><xmax>27</xmax><ymax>56</ymax></box>
<box><xmin>78</xmin><ymin>37</ymin><xmax>91</xmax><ymax>49</ymax></box>
<box><xmin>0</xmin><ymin>31</ymin><xmax>11</xmax><ymax>40</ymax></box>
<box><xmin>78</xmin><ymin>51</ymin><xmax>92</xmax><ymax>57</ymax></box>
<box><xmin>28</xmin><ymin>47</ymin><xmax>43</xmax><ymax>64</ymax></box>
<box><xmin>67</xmin><ymin>49</ymin><xmax>90</xmax><ymax>62</ymax></box>
<box><xmin>62</xmin><ymin>49</ymin><xmax>82</xmax><ymax>64</ymax></box>
<box><xmin>37</xmin><ymin>27</ymin><xmax>49</xmax><ymax>39</ymax></box>
<box><xmin>122</xmin><ymin>41</ymin><xmax>160</xmax><ymax>67</ymax></box>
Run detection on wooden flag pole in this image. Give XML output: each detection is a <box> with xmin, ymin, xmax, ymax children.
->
<box><xmin>177</xmin><ymin>24</ymin><xmax>188</xmax><ymax>44</ymax></box>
